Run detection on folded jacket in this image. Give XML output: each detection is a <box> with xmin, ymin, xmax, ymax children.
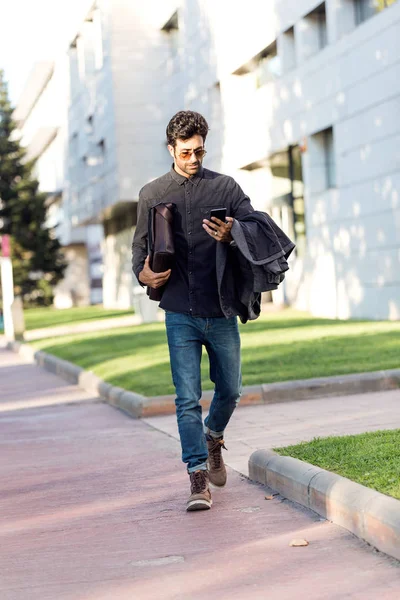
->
<box><xmin>216</xmin><ymin>210</ymin><xmax>296</xmax><ymax>323</ymax></box>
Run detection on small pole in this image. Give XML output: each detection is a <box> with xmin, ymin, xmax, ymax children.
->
<box><xmin>0</xmin><ymin>235</ymin><xmax>15</xmax><ymax>340</ymax></box>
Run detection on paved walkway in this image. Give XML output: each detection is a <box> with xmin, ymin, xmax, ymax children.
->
<box><xmin>145</xmin><ymin>388</ymin><xmax>400</xmax><ymax>475</ymax></box>
<box><xmin>1</xmin><ymin>346</ymin><xmax>400</xmax><ymax>599</ymax></box>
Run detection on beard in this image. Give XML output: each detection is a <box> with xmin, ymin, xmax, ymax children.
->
<box><xmin>175</xmin><ymin>156</ymin><xmax>202</xmax><ymax>177</ymax></box>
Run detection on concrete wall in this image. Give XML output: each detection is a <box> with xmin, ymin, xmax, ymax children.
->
<box><xmin>34</xmin><ymin>133</ymin><xmax>64</xmax><ymax>196</ymax></box>
<box><xmin>200</xmin><ymin>0</ymin><xmax>400</xmax><ymax>320</ymax></box>
<box><xmin>109</xmin><ymin>0</ymin><xmax>179</xmax><ymax>201</ymax></box>
<box><xmin>53</xmin><ymin>245</ymin><xmax>90</xmax><ymax>308</ymax></box>
<box><xmin>102</xmin><ymin>223</ymin><xmax>158</xmax><ymax>321</ymax></box>
<box><xmin>102</xmin><ymin>226</ymin><xmax>135</xmax><ymax>309</ymax></box>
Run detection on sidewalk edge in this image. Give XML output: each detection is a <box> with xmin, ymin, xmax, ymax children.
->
<box><xmin>248</xmin><ymin>449</ymin><xmax>400</xmax><ymax>562</ymax></box>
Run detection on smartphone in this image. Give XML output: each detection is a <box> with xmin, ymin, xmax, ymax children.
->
<box><xmin>209</xmin><ymin>207</ymin><xmax>227</xmax><ymax>222</ymax></box>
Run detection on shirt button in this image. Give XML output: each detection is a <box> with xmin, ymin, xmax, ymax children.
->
<box><xmin>188</xmin><ymin>231</ymin><xmax>191</xmax><ymax>235</ymax></box>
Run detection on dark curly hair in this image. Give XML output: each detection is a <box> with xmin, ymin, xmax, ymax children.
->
<box><xmin>166</xmin><ymin>111</ymin><xmax>209</xmax><ymax>147</ymax></box>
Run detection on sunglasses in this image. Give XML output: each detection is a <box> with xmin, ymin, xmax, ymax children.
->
<box><xmin>177</xmin><ymin>148</ymin><xmax>207</xmax><ymax>160</ymax></box>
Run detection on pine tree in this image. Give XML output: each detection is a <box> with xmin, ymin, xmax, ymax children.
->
<box><xmin>0</xmin><ymin>69</ymin><xmax>66</xmax><ymax>306</ymax></box>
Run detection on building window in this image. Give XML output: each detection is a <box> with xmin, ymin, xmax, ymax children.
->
<box><xmin>162</xmin><ymin>10</ymin><xmax>179</xmax><ymax>32</ymax></box>
<box><xmin>70</xmin><ymin>132</ymin><xmax>79</xmax><ymax>167</ymax></box>
<box><xmin>86</xmin><ymin>115</ymin><xmax>94</xmax><ymax>135</ymax></box>
<box><xmin>323</xmin><ymin>128</ymin><xmax>336</xmax><ymax>188</ymax></box>
<box><xmin>270</xmin><ymin>146</ymin><xmax>306</xmax><ymax>255</ymax></box>
<box><xmin>68</xmin><ymin>42</ymin><xmax>80</xmax><ymax>100</ymax></box>
<box><xmin>98</xmin><ymin>139</ymin><xmax>106</xmax><ymax>164</ymax></box>
<box><xmin>355</xmin><ymin>0</ymin><xmax>397</xmax><ymax>24</ymax></box>
<box><xmin>303</xmin><ymin>2</ymin><xmax>328</xmax><ymax>57</ymax></box>
<box><xmin>81</xmin><ymin>155</ymin><xmax>88</xmax><ymax>181</ymax></box>
<box><xmin>86</xmin><ymin>140</ymin><xmax>105</xmax><ymax>168</ymax></box>
<box><xmin>161</xmin><ymin>11</ymin><xmax>179</xmax><ymax>68</ymax></box>
<box><xmin>240</xmin><ymin>146</ymin><xmax>306</xmax><ymax>255</ymax></box>
<box><xmin>310</xmin><ymin>127</ymin><xmax>336</xmax><ymax>190</ymax></box>
<box><xmin>281</xmin><ymin>26</ymin><xmax>296</xmax><ymax>72</ymax></box>
<box><xmin>233</xmin><ymin>40</ymin><xmax>281</xmax><ymax>87</ymax></box>
<box><xmin>256</xmin><ymin>42</ymin><xmax>281</xmax><ymax>87</ymax></box>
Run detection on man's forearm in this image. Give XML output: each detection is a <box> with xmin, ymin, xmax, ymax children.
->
<box><xmin>132</xmin><ymin>243</ymin><xmax>147</xmax><ymax>284</ymax></box>
<box><xmin>131</xmin><ymin>192</ymin><xmax>150</xmax><ymax>284</ymax></box>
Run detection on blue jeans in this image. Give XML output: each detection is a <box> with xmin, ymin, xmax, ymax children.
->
<box><xmin>165</xmin><ymin>312</ymin><xmax>242</xmax><ymax>473</ymax></box>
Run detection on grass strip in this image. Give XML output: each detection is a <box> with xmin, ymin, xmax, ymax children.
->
<box><xmin>29</xmin><ymin>309</ymin><xmax>400</xmax><ymax>396</ymax></box>
<box><xmin>275</xmin><ymin>429</ymin><xmax>400</xmax><ymax>500</ymax></box>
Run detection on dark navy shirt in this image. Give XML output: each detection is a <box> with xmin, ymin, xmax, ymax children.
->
<box><xmin>132</xmin><ymin>165</ymin><xmax>253</xmax><ymax>317</ymax></box>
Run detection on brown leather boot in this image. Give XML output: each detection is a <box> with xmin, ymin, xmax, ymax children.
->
<box><xmin>206</xmin><ymin>435</ymin><xmax>227</xmax><ymax>487</ymax></box>
<box><xmin>187</xmin><ymin>470</ymin><xmax>212</xmax><ymax>511</ymax></box>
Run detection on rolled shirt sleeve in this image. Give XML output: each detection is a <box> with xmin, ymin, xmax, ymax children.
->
<box><xmin>131</xmin><ymin>188</ymin><xmax>150</xmax><ymax>284</ymax></box>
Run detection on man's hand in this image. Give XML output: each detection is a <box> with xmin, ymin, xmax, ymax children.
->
<box><xmin>138</xmin><ymin>256</ymin><xmax>172</xmax><ymax>289</ymax></box>
<box><xmin>202</xmin><ymin>216</ymin><xmax>233</xmax><ymax>243</ymax></box>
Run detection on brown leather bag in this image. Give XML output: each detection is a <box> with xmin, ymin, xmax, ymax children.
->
<box><xmin>147</xmin><ymin>202</ymin><xmax>175</xmax><ymax>301</ymax></box>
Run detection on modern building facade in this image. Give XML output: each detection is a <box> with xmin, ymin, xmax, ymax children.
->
<box><xmin>19</xmin><ymin>0</ymin><xmax>400</xmax><ymax>320</ymax></box>
<box><xmin>64</xmin><ymin>0</ymin><xmax>180</xmax><ymax>312</ymax></box>
<box><xmin>14</xmin><ymin>56</ymin><xmax>103</xmax><ymax>308</ymax></box>
<box><xmin>216</xmin><ymin>0</ymin><xmax>400</xmax><ymax>321</ymax></box>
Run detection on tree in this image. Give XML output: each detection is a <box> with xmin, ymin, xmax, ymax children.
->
<box><xmin>0</xmin><ymin>69</ymin><xmax>67</xmax><ymax>306</ymax></box>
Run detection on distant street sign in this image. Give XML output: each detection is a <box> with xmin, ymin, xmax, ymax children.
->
<box><xmin>1</xmin><ymin>234</ymin><xmax>11</xmax><ymax>258</ymax></box>
<box><xmin>0</xmin><ymin>235</ymin><xmax>15</xmax><ymax>339</ymax></box>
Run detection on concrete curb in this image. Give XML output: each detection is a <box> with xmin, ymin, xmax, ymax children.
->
<box><xmin>6</xmin><ymin>340</ymin><xmax>264</xmax><ymax>417</ymax></box>
<box><xmin>6</xmin><ymin>340</ymin><xmax>400</xmax><ymax>418</ymax></box>
<box><xmin>261</xmin><ymin>370</ymin><xmax>400</xmax><ymax>403</ymax></box>
<box><xmin>248</xmin><ymin>449</ymin><xmax>400</xmax><ymax>562</ymax></box>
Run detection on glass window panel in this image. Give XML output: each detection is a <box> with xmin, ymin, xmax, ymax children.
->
<box><xmin>356</xmin><ymin>0</ymin><xmax>398</xmax><ymax>24</ymax></box>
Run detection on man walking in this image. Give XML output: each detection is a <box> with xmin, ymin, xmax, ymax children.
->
<box><xmin>132</xmin><ymin>111</ymin><xmax>258</xmax><ymax>511</ymax></box>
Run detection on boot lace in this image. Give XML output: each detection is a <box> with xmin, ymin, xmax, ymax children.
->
<box><xmin>208</xmin><ymin>438</ymin><xmax>227</xmax><ymax>470</ymax></box>
<box><xmin>190</xmin><ymin>470</ymin><xmax>208</xmax><ymax>494</ymax></box>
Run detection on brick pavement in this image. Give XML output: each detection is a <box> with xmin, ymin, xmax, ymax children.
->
<box><xmin>145</xmin><ymin>388</ymin><xmax>400</xmax><ymax>475</ymax></box>
<box><xmin>1</xmin><ymin>346</ymin><xmax>400</xmax><ymax>599</ymax></box>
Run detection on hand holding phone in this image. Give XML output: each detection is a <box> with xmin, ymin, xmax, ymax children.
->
<box><xmin>209</xmin><ymin>207</ymin><xmax>227</xmax><ymax>223</ymax></box>
<box><xmin>202</xmin><ymin>207</ymin><xmax>233</xmax><ymax>243</ymax></box>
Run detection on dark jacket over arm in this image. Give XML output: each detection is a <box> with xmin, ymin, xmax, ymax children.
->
<box><xmin>216</xmin><ymin>211</ymin><xmax>295</xmax><ymax>323</ymax></box>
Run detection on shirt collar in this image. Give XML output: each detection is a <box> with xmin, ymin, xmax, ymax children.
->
<box><xmin>169</xmin><ymin>164</ymin><xmax>204</xmax><ymax>186</ymax></box>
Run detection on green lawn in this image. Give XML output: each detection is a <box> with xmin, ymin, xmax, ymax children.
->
<box><xmin>275</xmin><ymin>429</ymin><xmax>400</xmax><ymax>500</ymax></box>
<box><xmin>24</xmin><ymin>306</ymin><xmax>134</xmax><ymax>331</ymax></box>
<box><xmin>30</xmin><ymin>309</ymin><xmax>400</xmax><ymax>396</ymax></box>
